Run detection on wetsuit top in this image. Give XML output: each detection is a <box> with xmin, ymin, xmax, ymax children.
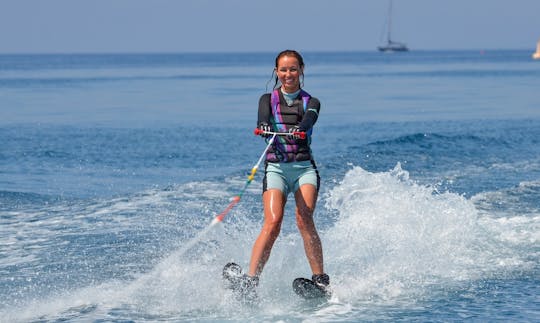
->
<box><xmin>258</xmin><ymin>88</ymin><xmax>320</xmax><ymax>162</ymax></box>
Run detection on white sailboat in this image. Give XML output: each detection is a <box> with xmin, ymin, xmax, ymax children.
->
<box><xmin>533</xmin><ymin>39</ymin><xmax>540</xmax><ymax>60</ymax></box>
<box><xmin>378</xmin><ymin>0</ymin><xmax>409</xmax><ymax>52</ymax></box>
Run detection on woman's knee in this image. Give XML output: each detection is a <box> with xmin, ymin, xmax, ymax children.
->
<box><xmin>296</xmin><ymin>211</ymin><xmax>315</xmax><ymax>232</ymax></box>
<box><xmin>263</xmin><ymin>219</ymin><xmax>282</xmax><ymax>237</ymax></box>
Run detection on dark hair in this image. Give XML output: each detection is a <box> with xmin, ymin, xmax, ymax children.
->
<box><xmin>266</xmin><ymin>49</ymin><xmax>305</xmax><ymax>91</ymax></box>
<box><xmin>274</xmin><ymin>49</ymin><xmax>305</xmax><ymax>69</ymax></box>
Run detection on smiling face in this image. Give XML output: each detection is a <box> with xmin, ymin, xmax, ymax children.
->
<box><xmin>275</xmin><ymin>54</ymin><xmax>304</xmax><ymax>93</ymax></box>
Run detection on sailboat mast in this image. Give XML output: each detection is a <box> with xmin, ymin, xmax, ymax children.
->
<box><xmin>387</xmin><ymin>0</ymin><xmax>393</xmax><ymax>43</ymax></box>
<box><xmin>377</xmin><ymin>0</ymin><xmax>408</xmax><ymax>52</ymax></box>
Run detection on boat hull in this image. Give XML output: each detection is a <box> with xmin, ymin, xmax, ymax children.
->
<box><xmin>378</xmin><ymin>46</ymin><xmax>409</xmax><ymax>52</ymax></box>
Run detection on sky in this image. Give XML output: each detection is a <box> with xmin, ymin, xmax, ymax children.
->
<box><xmin>1</xmin><ymin>0</ymin><xmax>539</xmax><ymax>54</ymax></box>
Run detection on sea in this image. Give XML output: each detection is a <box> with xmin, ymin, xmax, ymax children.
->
<box><xmin>1</xmin><ymin>50</ymin><xmax>539</xmax><ymax>322</ymax></box>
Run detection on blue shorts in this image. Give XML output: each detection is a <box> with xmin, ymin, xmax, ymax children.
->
<box><xmin>263</xmin><ymin>160</ymin><xmax>320</xmax><ymax>195</ymax></box>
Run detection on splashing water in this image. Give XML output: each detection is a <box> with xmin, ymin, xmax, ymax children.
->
<box><xmin>323</xmin><ymin>163</ymin><xmax>537</xmax><ymax>306</ymax></box>
<box><xmin>1</xmin><ymin>164</ymin><xmax>538</xmax><ymax>322</ymax></box>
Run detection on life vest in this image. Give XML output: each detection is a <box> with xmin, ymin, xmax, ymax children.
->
<box><xmin>266</xmin><ymin>89</ymin><xmax>313</xmax><ymax>162</ymax></box>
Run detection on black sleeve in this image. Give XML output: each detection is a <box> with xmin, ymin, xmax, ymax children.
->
<box><xmin>298</xmin><ymin>97</ymin><xmax>320</xmax><ymax>131</ymax></box>
<box><xmin>257</xmin><ymin>93</ymin><xmax>272</xmax><ymax>126</ymax></box>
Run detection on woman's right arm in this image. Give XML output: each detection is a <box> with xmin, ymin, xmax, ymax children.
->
<box><xmin>257</xmin><ymin>93</ymin><xmax>272</xmax><ymax>126</ymax></box>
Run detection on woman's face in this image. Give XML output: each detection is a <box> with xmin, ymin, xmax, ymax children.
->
<box><xmin>276</xmin><ymin>55</ymin><xmax>303</xmax><ymax>93</ymax></box>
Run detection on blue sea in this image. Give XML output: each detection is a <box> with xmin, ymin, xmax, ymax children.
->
<box><xmin>1</xmin><ymin>50</ymin><xmax>539</xmax><ymax>322</ymax></box>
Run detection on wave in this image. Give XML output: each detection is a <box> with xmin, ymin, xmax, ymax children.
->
<box><xmin>312</xmin><ymin>68</ymin><xmax>540</xmax><ymax>80</ymax></box>
<box><xmin>1</xmin><ymin>164</ymin><xmax>537</xmax><ymax>321</ymax></box>
<box><xmin>472</xmin><ymin>180</ymin><xmax>540</xmax><ymax>214</ymax></box>
<box><xmin>365</xmin><ymin>132</ymin><xmax>518</xmax><ymax>151</ymax></box>
<box><xmin>0</xmin><ymin>190</ymin><xmax>61</xmax><ymax>209</ymax></box>
<box><xmin>323</xmin><ymin>164</ymin><xmax>537</xmax><ymax>302</ymax></box>
<box><xmin>0</xmin><ymin>73</ymin><xmax>261</xmax><ymax>89</ymax></box>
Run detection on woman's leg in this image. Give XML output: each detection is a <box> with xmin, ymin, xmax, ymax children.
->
<box><xmin>248</xmin><ymin>189</ymin><xmax>286</xmax><ymax>277</ymax></box>
<box><xmin>294</xmin><ymin>184</ymin><xmax>324</xmax><ymax>275</ymax></box>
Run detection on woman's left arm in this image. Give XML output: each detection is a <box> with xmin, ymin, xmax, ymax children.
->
<box><xmin>298</xmin><ymin>97</ymin><xmax>320</xmax><ymax>131</ymax></box>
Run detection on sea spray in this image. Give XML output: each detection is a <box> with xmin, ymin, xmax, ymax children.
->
<box><xmin>323</xmin><ymin>163</ymin><xmax>498</xmax><ymax>302</ymax></box>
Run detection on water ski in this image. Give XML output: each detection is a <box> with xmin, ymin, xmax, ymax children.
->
<box><xmin>222</xmin><ymin>262</ymin><xmax>259</xmax><ymax>302</ymax></box>
<box><xmin>292</xmin><ymin>277</ymin><xmax>331</xmax><ymax>300</ymax></box>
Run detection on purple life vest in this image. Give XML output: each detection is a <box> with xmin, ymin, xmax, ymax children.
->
<box><xmin>266</xmin><ymin>89</ymin><xmax>312</xmax><ymax>162</ymax></box>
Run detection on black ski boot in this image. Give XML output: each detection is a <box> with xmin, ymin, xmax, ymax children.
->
<box><xmin>222</xmin><ymin>262</ymin><xmax>259</xmax><ymax>303</ymax></box>
<box><xmin>238</xmin><ymin>274</ymin><xmax>259</xmax><ymax>302</ymax></box>
<box><xmin>312</xmin><ymin>273</ymin><xmax>331</xmax><ymax>296</ymax></box>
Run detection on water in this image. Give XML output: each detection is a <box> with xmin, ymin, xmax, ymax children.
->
<box><xmin>1</xmin><ymin>51</ymin><xmax>539</xmax><ymax>322</ymax></box>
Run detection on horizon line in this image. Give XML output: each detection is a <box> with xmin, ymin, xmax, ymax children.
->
<box><xmin>0</xmin><ymin>48</ymin><xmax>534</xmax><ymax>56</ymax></box>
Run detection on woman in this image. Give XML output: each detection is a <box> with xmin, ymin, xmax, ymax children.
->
<box><xmin>241</xmin><ymin>49</ymin><xmax>329</xmax><ymax>297</ymax></box>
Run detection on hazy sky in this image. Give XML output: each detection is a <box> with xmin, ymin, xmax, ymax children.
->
<box><xmin>1</xmin><ymin>0</ymin><xmax>539</xmax><ymax>53</ymax></box>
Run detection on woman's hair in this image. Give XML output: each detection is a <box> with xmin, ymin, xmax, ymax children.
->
<box><xmin>266</xmin><ymin>49</ymin><xmax>305</xmax><ymax>91</ymax></box>
<box><xmin>274</xmin><ymin>49</ymin><xmax>305</xmax><ymax>69</ymax></box>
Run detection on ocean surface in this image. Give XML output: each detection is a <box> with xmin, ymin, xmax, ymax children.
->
<box><xmin>1</xmin><ymin>50</ymin><xmax>539</xmax><ymax>322</ymax></box>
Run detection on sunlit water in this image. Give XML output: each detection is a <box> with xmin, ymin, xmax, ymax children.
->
<box><xmin>1</xmin><ymin>51</ymin><xmax>539</xmax><ymax>322</ymax></box>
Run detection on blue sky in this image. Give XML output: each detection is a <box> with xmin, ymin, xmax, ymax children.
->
<box><xmin>1</xmin><ymin>0</ymin><xmax>539</xmax><ymax>53</ymax></box>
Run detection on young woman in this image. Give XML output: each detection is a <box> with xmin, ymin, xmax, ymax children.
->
<box><xmin>241</xmin><ymin>49</ymin><xmax>329</xmax><ymax>297</ymax></box>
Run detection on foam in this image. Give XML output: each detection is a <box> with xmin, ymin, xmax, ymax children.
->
<box><xmin>322</xmin><ymin>164</ymin><xmax>538</xmax><ymax>303</ymax></box>
<box><xmin>2</xmin><ymin>165</ymin><xmax>538</xmax><ymax>321</ymax></box>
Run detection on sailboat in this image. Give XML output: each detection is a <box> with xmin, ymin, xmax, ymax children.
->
<box><xmin>533</xmin><ymin>39</ymin><xmax>540</xmax><ymax>60</ymax></box>
<box><xmin>378</xmin><ymin>0</ymin><xmax>409</xmax><ymax>52</ymax></box>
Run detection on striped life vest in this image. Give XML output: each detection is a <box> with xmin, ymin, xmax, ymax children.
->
<box><xmin>266</xmin><ymin>89</ymin><xmax>312</xmax><ymax>162</ymax></box>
